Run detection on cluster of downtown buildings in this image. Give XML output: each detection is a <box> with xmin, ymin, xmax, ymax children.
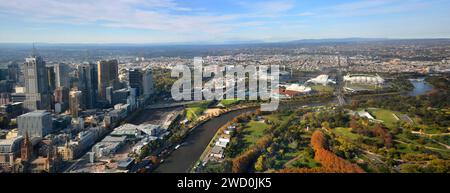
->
<box><xmin>0</xmin><ymin>51</ymin><xmax>155</xmax><ymax>173</ymax></box>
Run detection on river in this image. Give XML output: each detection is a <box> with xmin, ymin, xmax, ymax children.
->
<box><xmin>154</xmin><ymin>107</ymin><xmax>256</xmax><ymax>173</ymax></box>
<box><xmin>408</xmin><ymin>78</ymin><xmax>433</xmax><ymax>96</ymax></box>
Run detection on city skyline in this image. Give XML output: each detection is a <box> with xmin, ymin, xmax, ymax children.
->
<box><xmin>1</xmin><ymin>0</ymin><xmax>450</xmax><ymax>44</ymax></box>
<box><xmin>0</xmin><ymin>0</ymin><xmax>449</xmax><ymax>176</ymax></box>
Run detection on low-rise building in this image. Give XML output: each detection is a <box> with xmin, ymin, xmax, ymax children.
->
<box><xmin>307</xmin><ymin>74</ymin><xmax>336</xmax><ymax>85</ymax></box>
<box><xmin>0</xmin><ymin>136</ymin><xmax>23</xmax><ymax>170</ymax></box>
<box><xmin>218</xmin><ymin>135</ymin><xmax>230</xmax><ymax>143</ymax></box>
<box><xmin>92</xmin><ymin>136</ymin><xmax>126</xmax><ymax>159</ymax></box>
<box><xmin>210</xmin><ymin>146</ymin><xmax>224</xmax><ymax>159</ymax></box>
<box><xmin>17</xmin><ymin>110</ymin><xmax>52</xmax><ymax>138</ymax></box>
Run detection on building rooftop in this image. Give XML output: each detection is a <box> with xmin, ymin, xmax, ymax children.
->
<box><xmin>0</xmin><ymin>136</ymin><xmax>23</xmax><ymax>146</ymax></box>
<box><xmin>19</xmin><ymin>110</ymin><xmax>50</xmax><ymax>117</ymax></box>
<box><xmin>211</xmin><ymin>146</ymin><xmax>224</xmax><ymax>154</ymax></box>
<box><xmin>285</xmin><ymin>84</ymin><xmax>312</xmax><ymax>93</ymax></box>
<box><xmin>111</xmin><ymin>130</ymin><xmax>138</xmax><ymax>137</ymax></box>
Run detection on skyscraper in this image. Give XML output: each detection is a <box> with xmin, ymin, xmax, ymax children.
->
<box><xmin>23</xmin><ymin>53</ymin><xmax>51</xmax><ymax>111</ymax></box>
<box><xmin>69</xmin><ymin>89</ymin><xmax>83</xmax><ymax>118</ymax></box>
<box><xmin>54</xmin><ymin>87</ymin><xmax>69</xmax><ymax>104</ymax></box>
<box><xmin>54</xmin><ymin>86</ymin><xmax>69</xmax><ymax>113</ymax></box>
<box><xmin>105</xmin><ymin>86</ymin><xmax>114</xmax><ymax>105</ymax></box>
<box><xmin>46</xmin><ymin>66</ymin><xmax>56</xmax><ymax>92</ymax></box>
<box><xmin>142</xmin><ymin>68</ymin><xmax>154</xmax><ymax>99</ymax></box>
<box><xmin>97</xmin><ymin>60</ymin><xmax>118</xmax><ymax>100</ymax></box>
<box><xmin>128</xmin><ymin>68</ymin><xmax>143</xmax><ymax>96</ymax></box>
<box><xmin>77</xmin><ymin>63</ymin><xmax>97</xmax><ymax>109</ymax></box>
<box><xmin>7</xmin><ymin>62</ymin><xmax>19</xmax><ymax>82</ymax></box>
<box><xmin>54</xmin><ymin>63</ymin><xmax>70</xmax><ymax>88</ymax></box>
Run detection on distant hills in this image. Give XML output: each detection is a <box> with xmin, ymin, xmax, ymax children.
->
<box><xmin>1</xmin><ymin>38</ymin><xmax>450</xmax><ymax>47</ymax></box>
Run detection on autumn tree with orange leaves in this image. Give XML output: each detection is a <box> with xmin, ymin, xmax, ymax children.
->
<box><xmin>232</xmin><ymin>135</ymin><xmax>272</xmax><ymax>173</ymax></box>
<box><xmin>280</xmin><ymin>130</ymin><xmax>365</xmax><ymax>173</ymax></box>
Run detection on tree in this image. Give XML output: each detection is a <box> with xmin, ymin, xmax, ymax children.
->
<box><xmin>351</xmin><ymin>100</ymin><xmax>360</xmax><ymax>109</ymax></box>
<box><xmin>373</xmin><ymin>124</ymin><xmax>393</xmax><ymax>148</ymax></box>
<box><xmin>139</xmin><ymin>145</ymin><xmax>150</xmax><ymax>160</ymax></box>
<box><xmin>232</xmin><ymin>148</ymin><xmax>258</xmax><ymax>173</ymax></box>
<box><xmin>0</xmin><ymin>115</ymin><xmax>10</xmax><ymax>130</ymax></box>
<box><xmin>350</xmin><ymin>117</ymin><xmax>359</xmax><ymax>130</ymax></box>
<box><xmin>321</xmin><ymin>121</ymin><xmax>330</xmax><ymax>130</ymax></box>
<box><xmin>232</xmin><ymin>135</ymin><xmax>272</xmax><ymax>173</ymax></box>
<box><xmin>310</xmin><ymin>131</ymin><xmax>365</xmax><ymax>173</ymax></box>
<box><xmin>254</xmin><ymin>155</ymin><xmax>265</xmax><ymax>172</ymax></box>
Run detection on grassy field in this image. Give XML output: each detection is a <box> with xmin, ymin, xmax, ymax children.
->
<box><xmin>334</xmin><ymin>127</ymin><xmax>362</xmax><ymax>141</ymax></box>
<box><xmin>283</xmin><ymin>149</ymin><xmax>321</xmax><ymax>169</ymax></box>
<box><xmin>311</xmin><ymin>85</ymin><xmax>334</xmax><ymax>93</ymax></box>
<box><xmin>369</xmin><ymin>108</ymin><xmax>398</xmax><ymax>128</ymax></box>
<box><xmin>218</xmin><ymin>99</ymin><xmax>240</xmax><ymax>107</ymax></box>
<box><xmin>264</xmin><ymin>113</ymin><xmax>291</xmax><ymax>124</ymax></box>
<box><xmin>185</xmin><ymin>101</ymin><xmax>212</xmax><ymax>121</ymax></box>
<box><xmin>243</xmin><ymin>120</ymin><xmax>270</xmax><ymax>145</ymax></box>
<box><xmin>345</xmin><ymin>83</ymin><xmax>379</xmax><ymax>91</ymax></box>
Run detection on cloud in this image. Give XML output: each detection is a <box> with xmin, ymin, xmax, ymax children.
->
<box><xmin>252</xmin><ymin>0</ymin><xmax>295</xmax><ymax>14</ymax></box>
<box><xmin>298</xmin><ymin>12</ymin><xmax>315</xmax><ymax>17</ymax></box>
<box><xmin>0</xmin><ymin>0</ymin><xmax>244</xmax><ymax>34</ymax></box>
<box><xmin>0</xmin><ymin>0</ymin><xmax>447</xmax><ymax>43</ymax></box>
<box><xmin>306</xmin><ymin>0</ymin><xmax>429</xmax><ymax>18</ymax></box>
<box><xmin>0</xmin><ymin>0</ymin><xmax>300</xmax><ymax>39</ymax></box>
<box><xmin>237</xmin><ymin>0</ymin><xmax>295</xmax><ymax>16</ymax></box>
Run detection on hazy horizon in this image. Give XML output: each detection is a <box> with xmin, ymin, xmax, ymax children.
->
<box><xmin>1</xmin><ymin>37</ymin><xmax>450</xmax><ymax>46</ymax></box>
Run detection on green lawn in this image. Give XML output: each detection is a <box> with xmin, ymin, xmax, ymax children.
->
<box><xmin>345</xmin><ymin>83</ymin><xmax>379</xmax><ymax>91</ymax></box>
<box><xmin>311</xmin><ymin>85</ymin><xmax>334</xmax><ymax>93</ymax></box>
<box><xmin>185</xmin><ymin>101</ymin><xmax>212</xmax><ymax>121</ymax></box>
<box><xmin>369</xmin><ymin>109</ymin><xmax>398</xmax><ymax>128</ymax></box>
<box><xmin>243</xmin><ymin>121</ymin><xmax>270</xmax><ymax>145</ymax></box>
<box><xmin>334</xmin><ymin>127</ymin><xmax>362</xmax><ymax>141</ymax></box>
<box><xmin>264</xmin><ymin>114</ymin><xmax>291</xmax><ymax>125</ymax></box>
<box><xmin>288</xmin><ymin>150</ymin><xmax>321</xmax><ymax>168</ymax></box>
<box><xmin>186</xmin><ymin>107</ymin><xmax>204</xmax><ymax>121</ymax></box>
<box><xmin>218</xmin><ymin>99</ymin><xmax>240</xmax><ymax>107</ymax></box>
<box><xmin>394</xmin><ymin>143</ymin><xmax>421</xmax><ymax>154</ymax></box>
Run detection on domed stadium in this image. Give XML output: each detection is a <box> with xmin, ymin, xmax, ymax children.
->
<box><xmin>343</xmin><ymin>74</ymin><xmax>384</xmax><ymax>85</ymax></box>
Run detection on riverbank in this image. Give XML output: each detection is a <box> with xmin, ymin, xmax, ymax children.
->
<box><xmin>154</xmin><ymin>106</ymin><xmax>257</xmax><ymax>173</ymax></box>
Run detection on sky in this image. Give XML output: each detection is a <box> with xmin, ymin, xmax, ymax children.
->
<box><xmin>0</xmin><ymin>0</ymin><xmax>450</xmax><ymax>44</ymax></box>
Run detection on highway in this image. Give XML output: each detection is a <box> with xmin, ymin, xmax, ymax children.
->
<box><xmin>335</xmin><ymin>56</ymin><xmax>346</xmax><ymax>106</ymax></box>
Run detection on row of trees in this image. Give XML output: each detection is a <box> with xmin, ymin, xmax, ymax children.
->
<box><xmin>231</xmin><ymin>135</ymin><xmax>272</xmax><ymax>173</ymax></box>
<box><xmin>350</xmin><ymin>117</ymin><xmax>393</xmax><ymax>148</ymax></box>
<box><xmin>280</xmin><ymin>131</ymin><xmax>365</xmax><ymax>173</ymax></box>
<box><xmin>311</xmin><ymin>131</ymin><xmax>365</xmax><ymax>173</ymax></box>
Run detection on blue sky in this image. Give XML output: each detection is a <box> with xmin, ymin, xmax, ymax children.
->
<box><xmin>0</xmin><ymin>0</ymin><xmax>449</xmax><ymax>43</ymax></box>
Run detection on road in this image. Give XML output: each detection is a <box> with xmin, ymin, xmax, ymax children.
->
<box><xmin>334</xmin><ymin>55</ymin><xmax>346</xmax><ymax>106</ymax></box>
